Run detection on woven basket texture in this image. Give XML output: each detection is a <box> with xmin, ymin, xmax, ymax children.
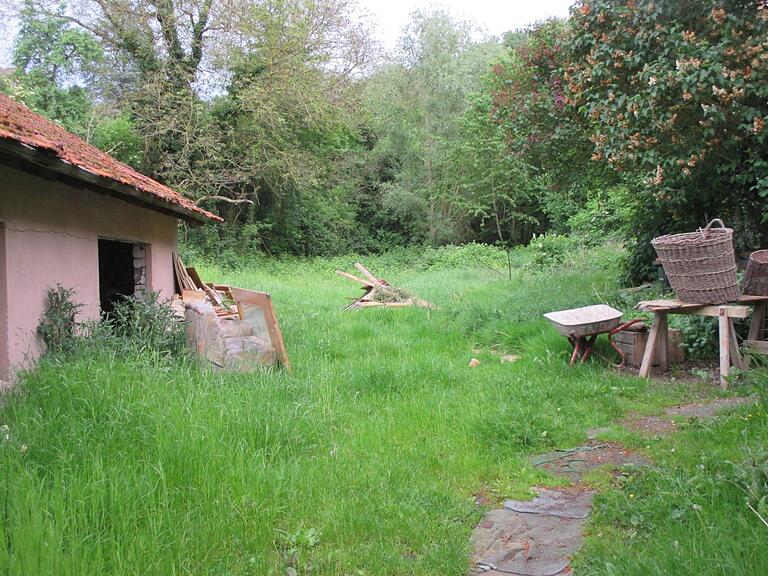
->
<box><xmin>743</xmin><ymin>250</ymin><xmax>768</xmax><ymax>296</ymax></box>
<box><xmin>651</xmin><ymin>219</ymin><xmax>739</xmax><ymax>304</ymax></box>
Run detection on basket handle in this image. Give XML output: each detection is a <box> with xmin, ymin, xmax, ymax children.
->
<box><xmin>699</xmin><ymin>218</ymin><xmax>725</xmax><ymax>238</ymax></box>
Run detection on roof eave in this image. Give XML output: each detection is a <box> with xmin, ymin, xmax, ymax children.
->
<box><xmin>0</xmin><ymin>137</ymin><xmax>221</xmax><ymax>224</ymax></box>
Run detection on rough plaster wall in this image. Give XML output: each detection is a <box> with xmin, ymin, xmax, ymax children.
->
<box><xmin>0</xmin><ymin>223</ymin><xmax>7</xmax><ymax>380</ymax></box>
<box><xmin>0</xmin><ymin>165</ymin><xmax>179</xmax><ymax>373</ymax></box>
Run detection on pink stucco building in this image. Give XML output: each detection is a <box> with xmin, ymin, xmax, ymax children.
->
<box><xmin>0</xmin><ymin>94</ymin><xmax>220</xmax><ymax>379</ymax></box>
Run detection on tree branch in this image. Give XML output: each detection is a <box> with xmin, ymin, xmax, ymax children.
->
<box><xmin>151</xmin><ymin>0</ymin><xmax>185</xmax><ymax>65</ymax></box>
<box><xmin>189</xmin><ymin>0</ymin><xmax>213</xmax><ymax>71</ymax></box>
<box><xmin>196</xmin><ymin>195</ymin><xmax>254</xmax><ymax>206</ymax></box>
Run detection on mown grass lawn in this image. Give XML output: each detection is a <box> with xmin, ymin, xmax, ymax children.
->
<box><xmin>1</xmin><ymin>245</ymin><xmax>766</xmax><ymax>575</ymax></box>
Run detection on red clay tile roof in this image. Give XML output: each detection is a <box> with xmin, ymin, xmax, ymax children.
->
<box><xmin>0</xmin><ymin>93</ymin><xmax>221</xmax><ymax>222</ymax></box>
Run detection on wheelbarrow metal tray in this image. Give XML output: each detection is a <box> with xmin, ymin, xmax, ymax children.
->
<box><xmin>544</xmin><ymin>305</ymin><xmax>623</xmax><ymax>337</ymax></box>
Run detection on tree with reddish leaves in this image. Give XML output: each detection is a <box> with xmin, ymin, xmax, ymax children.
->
<box><xmin>487</xmin><ymin>19</ymin><xmax>621</xmax><ymax>234</ymax></box>
<box><xmin>568</xmin><ymin>0</ymin><xmax>768</xmax><ymax>281</ymax></box>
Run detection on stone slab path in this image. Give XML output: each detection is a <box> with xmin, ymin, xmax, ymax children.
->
<box><xmin>620</xmin><ymin>395</ymin><xmax>756</xmax><ymax>437</ymax></box>
<box><xmin>470</xmin><ymin>488</ymin><xmax>594</xmax><ymax>575</ymax></box>
<box><xmin>531</xmin><ymin>442</ymin><xmax>650</xmax><ymax>484</ymax></box>
<box><xmin>468</xmin><ymin>395</ymin><xmax>757</xmax><ymax>575</ymax></box>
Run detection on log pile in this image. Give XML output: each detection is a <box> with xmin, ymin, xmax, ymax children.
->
<box><xmin>335</xmin><ymin>262</ymin><xmax>433</xmax><ymax>310</ymax></box>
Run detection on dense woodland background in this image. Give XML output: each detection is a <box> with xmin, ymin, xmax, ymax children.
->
<box><xmin>2</xmin><ymin>0</ymin><xmax>767</xmax><ymax>283</ymax></box>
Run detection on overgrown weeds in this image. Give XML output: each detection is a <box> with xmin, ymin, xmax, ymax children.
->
<box><xmin>36</xmin><ymin>286</ymin><xmax>185</xmax><ymax>362</ymax></box>
<box><xmin>106</xmin><ymin>290</ymin><xmax>185</xmax><ymax>358</ymax></box>
<box><xmin>36</xmin><ymin>284</ymin><xmax>83</xmax><ymax>354</ymax></box>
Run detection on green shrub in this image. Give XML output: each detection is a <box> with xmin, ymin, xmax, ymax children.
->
<box><xmin>567</xmin><ymin>185</ymin><xmax>636</xmax><ymax>245</ymax></box>
<box><xmin>91</xmin><ymin>113</ymin><xmax>143</xmax><ymax>169</ymax></box>
<box><xmin>669</xmin><ymin>315</ymin><xmax>718</xmax><ymax>360</ymax></box>
<box><xmin>418</xmin><ymin>242</ymin><xmax>510</xmax><ymax>271</ymax></box>
<box><xmin>36</xmin><ymin>284</ymin><xmax>83</xmax><ymax>355</ymax></box>
<box><xmin>107</xmin><ymin>291</ymin><xmax>186</xmax><ymax>358</ymax></box>
<box><xmin>526</xmin><ymin>234</ymin><xmax>580</xmax><ymax>268</ymax></box>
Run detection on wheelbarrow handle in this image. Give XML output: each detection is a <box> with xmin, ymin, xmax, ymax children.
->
<box><xmin>610</xmin><ymin>318</ymin><xmax>645</xmax><ymax>336</ymax></box>
<box><xmin>607</xmin><ymin>318</ymin><xmax>646</xmax><ymax>368</ymax></box>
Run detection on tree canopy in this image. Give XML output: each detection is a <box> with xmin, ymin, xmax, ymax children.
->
<box><xmin>3</xmin><ymin>0</ymin><xmax>766</xmax><ymax>278</ymax></box>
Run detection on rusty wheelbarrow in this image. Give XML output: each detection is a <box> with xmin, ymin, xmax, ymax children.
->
<box><xmin>544</xmin><ymin>304</ymin><xmax>643</xmax><ymax>367</ymax></box>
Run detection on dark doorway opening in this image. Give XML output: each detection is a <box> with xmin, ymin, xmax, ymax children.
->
<box><xmin>98</xmin><ymin>239</ymin><xmax>135</xmax><ymax>313</ymax></box>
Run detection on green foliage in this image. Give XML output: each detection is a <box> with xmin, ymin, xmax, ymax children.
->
<box><xmin>268</xmin><ymin>186</ymin><xmax>362</xmax><ymax>257</ymax></box>
<box><xmin>277</xmin><ymin>525</ymin><xmax>322</xmax><ymax>575</ymax></box>
<box><xmin>90</xmin><ymin>114</ymin><xmax>144</xmax><ymax>169</ymax></box>
<box><xmin>168</xmin><ymin>1</ymin><xmax>376</xmax><ymax>257</ymax></box>
<box><xmin>107</xmin><ymin>291</ymin><xmax>186</xmax><ymax>358</ymax></box>
<box><xmin>418</xmin><ymin>242</ymin><xmax>512</xmax><ymax>271</ymax></box>
<box><xmin>526</xmin><ymin>233</ymin><xmax>581</xmax><ymax>268</ymax></box>
<box><xmin>670</xmin><ymin>315</ymin><xmax>718</xmax><ymax>359</ymax></box>
<box><xmin>486</xmin><ymin>19</ymin><xmax>620</xmax><ymax>236</ymax></box>
<box><xmin>449</xmin><ymin>89</ymin><xmax>543</xmax><ymax>245</ymax></box>
<box><xmin>36</xmin><ymin>284</ymin><xmax>83</xmax><ymax>354</ymax></box>
<box><xmin>363</xmin><ymin>10</ymin><xmax>504</xmax><ymax>245</ymax></box>
<box><xmin>7</xmin><ymin>0</ymin><xmax>102</xmax><ymax>134</ymax></box>
<box><xmin>566</xmin><ymin>184</ymin><xmax>636</xmax><ymax>244</ymax></box>
<box><xmin>568</xmin><ymin>0</ymin><xmax>768</xmax><ymax>283</ymax></box>
<box><xmin>35</xmin><ymin>286</ymin><xmax>184</xmax><ymax>359</ymax></box>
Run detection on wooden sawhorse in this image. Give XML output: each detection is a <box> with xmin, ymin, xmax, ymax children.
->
<box><xmin>636</xmin><ymin>295</ymin><xmax>768</xmax><ymax>388</ymax></box>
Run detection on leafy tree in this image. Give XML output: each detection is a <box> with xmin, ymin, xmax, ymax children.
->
<box><xmin>449</xmin><ymin>89</ymin><xmax>542</xmax><ymax>245</ymax></box>
<box><xmin>568</xmin><ymin>0</ymin><xmax>768</xmax><ymax>281</ymax></box>
<box><xmin>90</xmin><ymin>113</ymin><xmax>144</xmax><ymax>168</ymax></box>
<box><xmin>182</xmin><ymin>0</ymin><xmax>376</xmax><ymax>255</ymax></box>
<box><xmin>486</xmin><ymin>19</ymin><xmax>620</xmax><ymax>233</ymax></box>
<box><xmin>364</xmin><ymin>10</ymin><xmax>503</xmax><ymax>244</ymax></box>
<box><xmin>5</xmin><ymin>0</ymin><xmax>102</xmax><ymax>133</ymax></box>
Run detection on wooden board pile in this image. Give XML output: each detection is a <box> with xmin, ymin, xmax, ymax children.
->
<box><xmin>335</xmin><ymin>263</ymin><xmax>433</xmax><ymax>310</ymax></box>
<box><xmin>172</xmin><ymin>253</ymin><xmax>291</xmax><ymax>371</ymax></box>
<box><xmin>172</xmin><ymin>253</ymin><xmax>239</xmax><ymax>319</ymax></box>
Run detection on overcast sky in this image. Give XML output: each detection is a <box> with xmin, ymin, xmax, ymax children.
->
<box><xmin>359</xmin><ymin>0</ymin><xmax>575</xmax><ymax>48</ymax></box>
<box><xmin>0</xmin><ymin>0</ymin><xmax>576</xmax><ymax>67</ymax></box>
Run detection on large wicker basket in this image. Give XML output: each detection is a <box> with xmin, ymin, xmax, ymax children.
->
<box><xmin>743</xmin><ymin>250</ymin><xmax>768</xmax><ymax>296</ymax></box>
<box><xmin>651</xmin><ymin>219</ymin><xmax>740</xmax><ymax>304</ymax></box>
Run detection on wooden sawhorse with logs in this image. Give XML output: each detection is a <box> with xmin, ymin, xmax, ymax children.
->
<box><xmin>636</xmin><ymin>295</ymin><xmax>768</xmax><ymax>388</ymax></box>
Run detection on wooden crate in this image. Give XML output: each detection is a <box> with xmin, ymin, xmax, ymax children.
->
<box><xmin>614</xmin><ymin>326</ymin><xmax>685</xmax><ymax>367</ymax></box>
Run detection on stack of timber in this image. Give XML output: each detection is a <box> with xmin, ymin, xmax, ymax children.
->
<box><xmin>172</xmin><ymin>253</ymin><xmax>291</xmax><ymax>371</ymax></box>
<box><xmin>172</xmin><ymin>253</ymin><xmax>236</xmax><ymax>318</ymax></box>
<box><xmin>335</xmin><ymin>263</ymin><xmax>434</xmax><ymax>310</ymax></box>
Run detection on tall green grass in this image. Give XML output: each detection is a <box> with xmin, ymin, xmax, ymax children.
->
<box><xmin>576</xmin><ymin>398</ymin><xmax>768</xmax><ymax>575</ymax></box>
<box><xmin>1</xmin><ymin>244</ymin><xmax>764</xmax><ymax>574</ymax></box>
